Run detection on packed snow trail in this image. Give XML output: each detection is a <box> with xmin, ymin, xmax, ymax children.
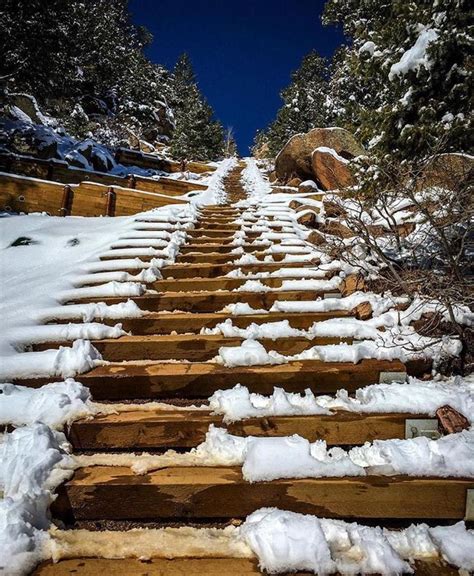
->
<box><xmin>1</xmin><ymin>159</ymin><xmax>473</xmax><ymax>575</ymax></box>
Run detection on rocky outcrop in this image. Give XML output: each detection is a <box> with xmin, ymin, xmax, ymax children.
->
<box><xmin>9</xmin><ymin>94</ymin><xmax>47</xmax><ymax>125</ymax></box>
<box><xmin>311</xmin><ymin>147</ymin><xmax>354</xmax><ymax>190</ymax></box>
<box><xmin>275</xmin><ymin>127</ymin><xmax>364</xmax><ymax>182</ymax></box>
<box><xmin>417</xmin><ymin>153</ymin><xmax>473</xmax><ymax>191</ymax></box>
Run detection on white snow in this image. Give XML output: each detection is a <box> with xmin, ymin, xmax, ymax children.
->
<box><xmin>208</xmin><ymin>377</ymin><xmax>474</xmax><ymax>423</ymax></box>
<box><xmin>241</xmin><ymin>509</ymin><xmax>474</xmax><ymax>574</ymax></box>
<box><xmin>0</xmin><ymin>425</ymin><xmax>76</xmax><ymax>576</ymax></box>
<box><xmin>313</xmin><ymin>146</ymin><xmax>350</xmax><ymax>164</ymax></box>
<box><xmin>0</xmin><ymin>201</ymin><xmax>197</xmax><ymax>379</ymax></box>
<box><xmin>81</xmin><ymin>424</ymin><xmax>474</xmax><ymax>482</ymax></box>
<box><xmin>389</xmin><ymin>26</ymin><xmax>439</xmax><ymax>79</ymax></box>
<box><xmin>240</xmin><ymin>158</ymin><xmax>272</xmax><ymax>198</ymax></box>
<box><xmin>190</xmin><ymin>157</ymin><xmax>237</xmax><ymax>205</ymax></box>
<box><xmin>0</xmin><ymin>380</ymin><xmax>95</xmax><ymax>429</ymax></box>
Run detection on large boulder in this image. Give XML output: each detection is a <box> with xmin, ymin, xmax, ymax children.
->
<box><xmin>275</xmin><ymin>127</ymin><xmax>364</xmax><ymax>182</ymax></box>
<box><xmin>311</xmin><ymin>147</ymin><xmax>354</xmax><ymax>190</ymax></box>
<box><xmin>417</xmin><ymin>153</ymin><xmax>473</xmax><ymax>191</ymax></box>
<box><xmin>9</xmin><ymin>93</ymin><xmax>46</xmax><ymax>125</ymax></box>
<box><xmin>10</xmin><ymin>125</ymin><xmax>58</xmax><ymax>159</ymax></box>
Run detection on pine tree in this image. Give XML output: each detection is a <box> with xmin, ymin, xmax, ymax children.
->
<box><xmin>169</xmin><ymin>54</ymin><xmax>224</xmax><ymax>161</ymax></box>
<box><xmin>263</xmin><ymin>50</ymin><xmax>330</xmax><ymax>156</ymax></box>
<box><xmin>0</xmin><ymin>0</ymin><xmax>176</xmax><ymax>146</ymax></box>
<box><xmin>323</xmin><ymin>0</ymin><xmax>473</xmax><ymax>160</ymax></box>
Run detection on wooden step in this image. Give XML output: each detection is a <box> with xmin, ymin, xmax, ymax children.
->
<box><xmin>33</xmin><ymin>557</ymin><xmax>462</xmax><ymax>576</ymax></box>
<box><xmin>69</xmin><ymin>409</ymin><xmax>424</xmax><ymax>451</ymax></box>
<box><xmin>52</xmin><ymin>466</ymin><xmax>474</xmax><ymax>521</ymax></box>
<box><xmin>16</xmin><ymin>359</ymin><xmax>416</xmax><ymax>400</ymax></box>
<box><xmin>87</xmin><ymin>334</ymin><xmax>352</xmax><ymax>361</ymax></box>
<box><xmin>193</xmin><ymin>223</ymin><xmax>241</xmax><ymax>230</ymax></box>
<box><xmin>161</xmin><ymin>261</ymin><xmax>318</xmax><ymax>279</ymax></box>
<box><xmin>73</xmin><ymin>289</ymin><xmax>339</xmax><ymax>312</ymax></box>
<box><xmin>179</xmin><ymin>244</ymin><xmax>269</xmax><ymax>254</ymax></box>
<box><xmin>187</xmin><ymin>229</ymin><xmax>261</xmax><ymax>239</ymax></box>
<box><xmin>153</xmin><ymin>275</ymin><xmax>325</xmax><ymax>292</ymax></box>
<box><xmin>185</xmin><ymin>236</ymin><xmax>235</xmax><ymax>245</ymax></box>
<box><xmin>111</xmin><ymin>310</ymin><xmax>353</xmax><ymax>335</ymax></box>
<box><xmin>175</xmin><ymin>252</ymin><xmax>314</xmax><ymax>264</ymax></box>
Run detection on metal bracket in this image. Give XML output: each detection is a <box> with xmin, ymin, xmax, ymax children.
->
<box><xmin>324</xmin><ymin>292</ymin><xmax>342</xmax><ymax>299</ymax></box>
<box><xmin>379</xmin><ymin>371</ymin><xmax>407</xmax><ymax>384</ymax></box>
<box><xmin>465</xmin><ymin>489</ymin><xmax>474</xmax><ymax>521</ymax></box>
<box><xmin>405</xmin><ymin>418</ymin><xmax>440</xmax><ymax>440</ymax></box>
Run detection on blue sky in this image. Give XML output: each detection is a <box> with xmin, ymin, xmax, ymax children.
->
<box><xmin>129</xmin><ymin>0</ymin><xmax>344</xmax><ymax>154</ymax></box>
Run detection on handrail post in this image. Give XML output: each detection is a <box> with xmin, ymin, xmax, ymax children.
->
<box><xmin>59</xmin><ymin>184</ymin><xmax>73</xmax><ymax>216</ymax></box>
<box><xmin>127</xmin><ymin>174</ymin><xmax>136</xmax><ymax>189</ymax></box>
<box><xmin>105</xmin><ymin>186</ymin><xmax>116</xmax><ymax>217</ymax></box>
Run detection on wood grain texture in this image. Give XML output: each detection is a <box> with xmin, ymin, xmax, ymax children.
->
<box><xmin>17</xmin><ymin>359</ymin><xmax>409</xmax><ymax>399</ymax></box>
<box><xmin>32</xmin><ymin>558</ymin><xmax>461</xmax><ymax>576</ymax></box>
<box><xmin>69</xmin><ymin>409</ymin><xmax>422</xmax><ymax>450</ymax></box>
<box><xmin>53</xmin><ymin>466</ymin><xmax>474</xmax><ymax>521</ymax></box>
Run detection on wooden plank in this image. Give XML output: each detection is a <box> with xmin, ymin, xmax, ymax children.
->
<box><xmin>174</xmin><ymin>252</ymin><xmax>317</xmax><ymax>265</ymax></box>
<box><xmin>70</xmin><ymin>334</ymin><xmax>352</xmax><ymax>361</ymax></box>
<box><xmin>14</xmin><ymin>359</ymin><xmax>413</xmax><ymax>400</ymax></box>
<box><xmin>69</xmin><ymin>409</ymin><xmax>423</xmax><ymax>451</ymax></box>
<box><xmin>46</xmin><ymin>330</ymin><xmax>328</xmax><ymax>360</ymax></box>
<box><xmin>110</xmin><ymin>310</ymin><xmax>353</xmax><ymax>335</ymax></box>
<box><xmin>161</xmin><ymin>262</ymin><xmax>324</xmax><ymax>279</ymax></box>
<box><xmin>53</xmin><ymin>466</ymin><xmax>474</xmax><ymax>521</ymax></box>
<box><xmin>0</xmin><ymin>172</ymin><xmax>64</xmax><ymax>215</ymax></box>
<box><xmin>70</xmin><ymin>289</ymin><xmax>341</xmax><ymax>312</ymax></box>
<box><xmin>115</xmin><ymin>148</ymin><xmax>215</xmax><ymax>174</ymax></box>
<box><xmin>178</xmin><ymin>244</ymin><xmax>271</xmax><ymax>254</ymax></box>
<box><xmin>33</xmin><ymin>557</ymin><xmax>462</xmax><ymax>576</ymax></box>
<box><xmin>33</xmin><ymin>558</ymin><xmax>264</xmax><ymax>576</ymax></box>
<box><xmin>0</xmin><ymin>152</ymin><xmax>209</xmax><ymax>195</ymax></box>
<box><xmin>152</xmin><ymin>275</ymin><xmax>326</xmax><ymax>292</ymax></box>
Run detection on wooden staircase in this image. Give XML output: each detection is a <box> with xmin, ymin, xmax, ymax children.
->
<box><xmin>31</xmin><ymin>166</ymin><xmax>471</xmax><ymax>575</ymax></box>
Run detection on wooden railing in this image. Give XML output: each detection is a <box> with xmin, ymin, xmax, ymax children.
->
<box><xmin>0</xmin><ymin>153</ymin><xmax>207</xmax><ymax>197</ymax></box>
<box><xmin>0</xmin><ymin>172</ymin><xmax>188</xmax><ymax>217</ymax></box>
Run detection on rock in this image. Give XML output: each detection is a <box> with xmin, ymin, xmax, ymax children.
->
<box><xmin>418</xmin><ymin>153</ymin><xmax>473</xmax><ymax>191</ymax></box>
<box><xmin>91</xmin><ymin>148</ymin><xmax>115</xmax><ymax>173</ymax></box>
<box><xmin>322</xmin><ymin>219</ymin><xmax>355</xmax><ymax>239</ymax></box>
<box><xmin>275</xmin><ymin>127</ymin><xmax>364</xmax><ymax>182</ymax></box>
<box><xmin>306</xmin><ymin>230</ymin><xmax>327</xmax><ymax>246</ymax></box>
<box><xmin>295</xmin><ymin>209</ymin><xmax>318</xmax><ymax>228</ymax></box>
<box><xmin>287</xmin><ymin>177</ymin><xmax>302</xmax><ymax>187</ymax></box>
<box><xmin>75</xmin><ymin>139</ymin><xmax>94</xmax><ymax>162</ymax></box>
<box><xmin>140</xmin><ymin>140</ymin><xmax>155</xmax><ymax>154</ymax></box>
<box><xmin>340</xmin><ymin>274</ymin><xmax>366</xmax><ymax>296</ymax></box>
<box><xmin>269</xmin><ymin>171</ymin><xmax>277</xmax><ymax>183</ymax></box>
<box><xmin>311</xmin><ymin>147</ymin><xmax>354</xmax><ymax>191</ymax></box>
<box><xmin>9</xmin><ymin>93</ymin><xmax>46</xmax><ymax>124</ymax></box>
<box><xmin>253</xmin><ymin>140</ymin><xmax>271</xmax><ymax>160</ymax></box>
<box><xmin>11</xmin><ymin>125</ymin><xmax>58</xmax><ymax>159</ymax></box>
<box><xmin>353</xmin><ymin>302</ymin><xmax>372</xmax><ymax>320</ymax></box>
<box><xmin>298</xmin><ymin>180</ymin><xmax>319</xmax><ymax>194</ymax></box>
<box><xmin>323</xmin><ymin>198</ymin><xmax>347</xmax><ymax>218</ymax></box>
<box><xmin>65</xmin><ymin>149</ymin><xmax>90</xmax><ymax>169</ymax></box>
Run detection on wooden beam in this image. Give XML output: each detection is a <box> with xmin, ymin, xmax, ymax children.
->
<box><xmin>15</xmin><ymin>359</ymin><xmax>414</xmax><ymax>400</ymax></box>
<box><xmin>110</xmin><ymin>310</ymin><xmax>353</xmax><ymax>335</ymax></box>
<box><xmin>33</xmin><ymin>557</ymin><xmax>462</xmax><ymax>576</ymax></box>
<box><xmin>151</xmin><ymin>275</ymin><xmax>328</xmax><ymax>292</ymax></box>
<box><xmin>161</xmin><ymin>262</ymin><xmax>316</xmax><ymax>278</ymax></box>
<box><xmin>53</xmin><ymin>466</ymin><xmax>474</xmax><ymax>521</ymax></box>
<box><xmin>88</xmin><ymin>334</ymin><xmax>352</xmax><ymax>361</ymax></box>
<box><xmin>71</xmin><ymin>289</ymin><xmax>341</xmax><ymax>312</ymax></box>
<box><xmin>69</xmin><ymin>409</ymin><xmax>424</xmax><ymax>451</ymax></box>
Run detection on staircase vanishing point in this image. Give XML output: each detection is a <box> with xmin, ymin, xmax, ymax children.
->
<box><xmin>31</xmin><ymin>164</ymin><xmax>472</xmax><ymax>575</ymax></box>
